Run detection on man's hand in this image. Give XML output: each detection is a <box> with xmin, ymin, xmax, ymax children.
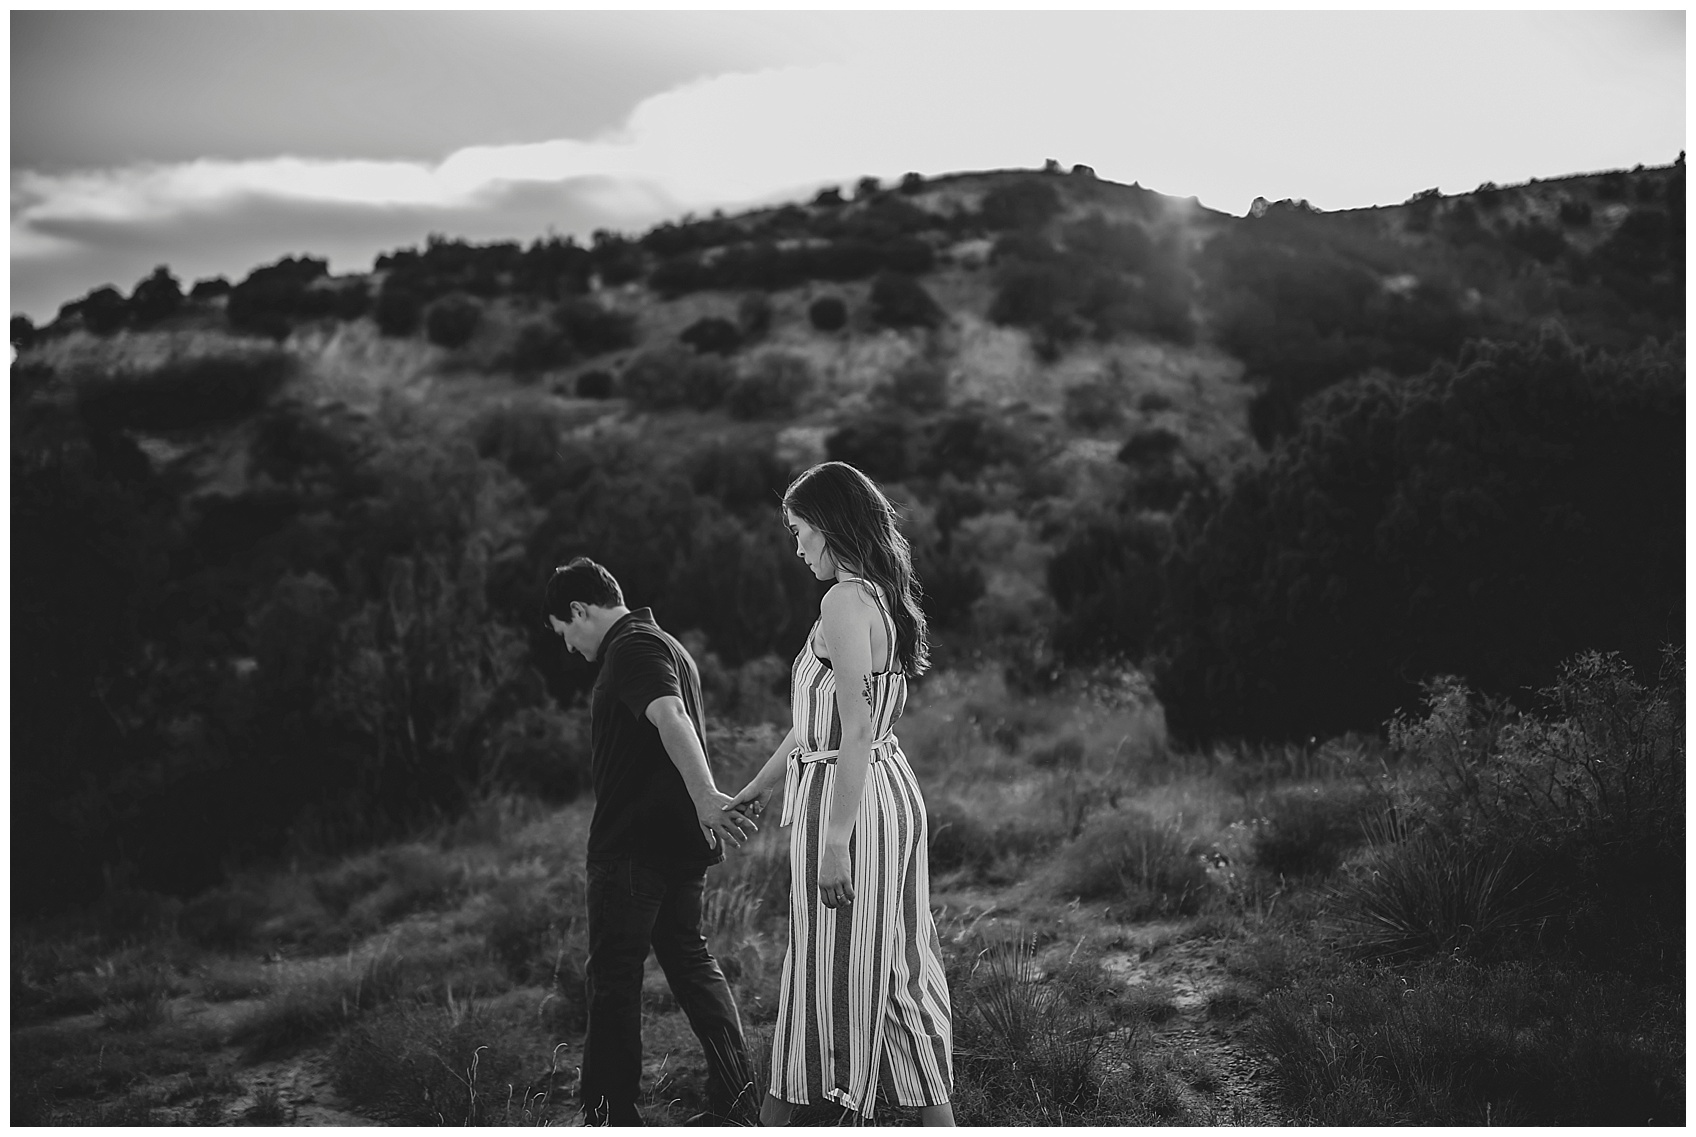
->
<box><xmin>725</xmin><ymin>781</ymin><xmax>775</xmax><ymax>823</ymax></box>
<box><xmin>817</xmin><ymin>840</ymin><xmax>854</xmax><ymax>909</ymax></box>
<box><xmin>696</xmin><ymin>788</ymin><xmax>758</xmax><ymax>849</ymax></box>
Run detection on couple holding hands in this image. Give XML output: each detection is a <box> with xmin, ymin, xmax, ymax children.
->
<box><xmin>544</xmin><ymin>461</ymin><xmax>955</xmax><ymax>1126</ymax></box>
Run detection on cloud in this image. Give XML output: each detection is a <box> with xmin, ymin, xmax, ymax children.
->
<box><xmin>10</xmin><ymin>12</ymin><xmax>1685</xmax><ymax>320</ymax></box>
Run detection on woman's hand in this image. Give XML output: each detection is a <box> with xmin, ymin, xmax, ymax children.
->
<box><xmin>817</xmin><ymin>841</ymin><xmax>854</xmax><ymax>909</ymax></box>
<box><xmin>724</xmin><ymin>780</ymin><xmax>774</xmax><ymax>823</ymax></box>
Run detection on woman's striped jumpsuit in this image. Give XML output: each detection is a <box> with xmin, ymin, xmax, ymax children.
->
<box><xmin>769</xmin><ymin>577</ymin><xmax>953</xmax><ymax>1118</ymax></box>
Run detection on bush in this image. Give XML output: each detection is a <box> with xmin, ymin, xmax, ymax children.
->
<box><xmin>1382</xmin><ymin>651</ymin><xmax>1683</xmax><ymax>965</ymax></box>
<box><xmin>1249</xmin><ymin>782</ymin><xmax>1386</xmax><ymax>879</ymax></box>
<box><xmin>813</xmin><ymin>186</ymin><xmax>844</xmax><ymax>207</ymax></box>
<box><xmin>952</xmin><ymin>932</ymin><xmax>1116</xmax><ymax>1117</ymax></box>
<box><xmin>554</xmin><ymin>297</ymin><xmax>636</xmax><ymax>357</ymax></box>
<box><xmin>808</xmin><ymin>295</ymin><xmax>848</xmax><ymax>332</ymax></box>
<box><xmin>506</xmin><ymin>319</ymin><xmax>570</xmax><ymax>374</ymax></box>
<box><xmin>11</xmin><ymin>314</ymin><xmax>37</xmax><ymax>349</ymax></box>
<box><xmin>374</xmin><ymin>281</ymin><xmax>424</xmax><ymax>337</ymax></box>
<box><xmin>826</xmin><ymin>414</ymin><xmax>911</xmax><ymax>481</ymax></box>
<box><xmin>1255</xmin><ymin>956</ymin><xmax>1683</xmax><ymax>1124</ymax></box>
<box><xmin>1050</xmin><ymin>807</ymin><xmax>1210</xmax><ymax>916</ymax></box>
<box><xmin>726</xmin><ymin>352</ymin><xmax>813</xmax><ymax>420</ymax></box>
<box><xmin>1047</xmin><ymin>517</ymin><xmax>1168</xmax><ymax>663</ymax></box>
<box><xmin>575</xmin><ymin>369</ymin><xmax>614</xmax><ymax>399</ymax></box>
<box><xmin>619</xmin><ymin>345</ymin><xmax>734</xmax><ymax>411</ymax></box>
<box><xmin>900</xmin><ymin>172</ymin><xmax>925</xmax><ymax>195</ymax></box>
<box><xmin>980</xmin><ymin>179</ymin><xmax>1064</xmax><ymax>230</ymax></box>
<box><xmin>228</xmin><ymin>255</ymin><xmax>331</xmax><ymax>339</ymax></box>
<box><xmin>737</xmin><ymin>292</ymin><xmax>772</xmax><ymax>340</ymax></box>
<box><xmin>1117</xmin><ymin>427</ymin><xmax>1180</xmax><ymax>464</ymax></box>
<box><xmin>331</xmin><ymin>1000</ymin><xmax>569</xmax><ymax>1124</ymax></box>
<box><xmin>1062</xmin><ymin>380</ymin><xmax>1125</xmax><ymax>430</ymax></box>
<box><xmin>1155</xmin><ymin>334</ymin><xmax>1684</xmax><ymax>741</ymax></box>
<box><xmin>617</xmin><ymin>347</ymin><xmax>687</xmax><ymax>409</ymax></box>
<box><xmin>869</xmin><ymin>271</ymin><xmax>943</xmax><ymax>330</ymax></box>
<box><xmin>75</xmin><ymin>348</ymin><xmax>296</xmax><ymax>432</ymax></box>
<box><xmin>680</xmin><ymin>316</ymin><xmax>742</xmax><ymax>356</ymax></box>
<box><xmin>423</xmin><ymin>293</ymin><xmax>481</xmax><ymax>348</ymax></box>
<box><xmin>888</xmin><ymin>358</ymin><xmax>948</xmax><ymax>411</ymax></box>
<box><xmin>72</xmin><ymin>285</ymin><xmax>130</xmax><ymax>334</ymax></box>
<box><xmin>128</xmin><ymin>266</ymin><xmax>183</xmax><ymax>325</ymax></box>
<box><xmin>190</xmin><ymin>277</ymin><xmax>231</xmax><ymax>300</ymax></box>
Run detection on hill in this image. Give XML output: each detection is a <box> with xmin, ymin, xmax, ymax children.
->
<box><xmin>11</xmin><ymin>161</ymin><xmax>1685</xmax><ymax>1129</ymax></box>
<box><xmin>10</xmin><ymin>158</ymin><xmax>1684</xmax><ymax>905</ymax></box>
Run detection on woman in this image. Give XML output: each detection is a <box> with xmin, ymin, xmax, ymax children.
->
<box><xmin>727</xmin><ymin>461</ymin><xmax>955</xmax><ymax>1126</ymax></box>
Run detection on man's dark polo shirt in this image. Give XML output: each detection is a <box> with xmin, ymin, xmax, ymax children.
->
<box><xmin>587</xmin><ymin>608</ymin><xmax>723</xmax><ymax>867</ymax></box>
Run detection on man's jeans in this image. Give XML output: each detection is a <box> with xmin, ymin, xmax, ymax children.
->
<box><xmin>581</xmin><ymin>857</ymin><xmax>753</xmax><ymax>1124</ymax></box>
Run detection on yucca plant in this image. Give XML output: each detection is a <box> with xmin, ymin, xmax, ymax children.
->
<box><xmin>953</xmin><ymin>930</ymin><xmax>1112</xmax><ymax>1114</ymax></box>
<box><xmin>1337</xmin><ymin>811</ymin><xmax>1543</xmax><ymax>961</ymax></box>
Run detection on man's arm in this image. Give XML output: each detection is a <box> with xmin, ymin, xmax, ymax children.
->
<box><xmin>645</xmin><ymin>696</ymin><xmax>757</xmax><ymax>849</ymax></box>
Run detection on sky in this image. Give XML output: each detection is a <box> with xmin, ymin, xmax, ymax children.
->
<box><xmin>9</xmin><ymin>9</ymin><xmax>1686</xmax><ymax>323</ymax></box>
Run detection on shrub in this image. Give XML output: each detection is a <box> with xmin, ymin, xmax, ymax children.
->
<box><xmin>74</xmin><ymin>285</ymin><xmax>130</xmax><ymax>334</ymax></box>
<box><xmin>1047</xmin><ymin>517</ymin><xmax>1168</xmax><ymax>663</ymax></box>
<box><xmin>726</xmin><ymin>352</ymin><xmax>813</xmax><ymax>420</ymax></box>
<box><xmin>1063</xmin><ymin>380</ymin><xmax>1125</xmax><ymax>430</ymax></box>
<box><xmin>1155</xmin><ymin>334</ymin><xmax>1683</xmax><ymax>741</ymax></box>
<box><xmin>331</xmin><ymin>999</ymin><xmax>568</xmax><ymax>1124</ymax></box>
<box><xmin>75</xmin><ymin>347</ymin><xmax>295</xmax><ymax>432</ymax></box>
<box><xmin>855</xmin><ymin>175</ymin><xmax>882</xmax><ymax>199</ymax></box>
<box><xmin>374</xmin><ymin>281</ymin><xmax>424</xmax><ymax>337</ymax></box>
<box><xmin>228</xmin><ymin>255</ymin><xmax>332</xmax><ymax>339</ymax></box>
<box><xmin>485</xmin><ymin>705</ymin><xmax>589</xmax><ymax>802</ymax></box>
<box><xmin>554</xmin><ymin>297</ymin><xmax>636</xmax><ymax>357</ymax></box>
<box><xmin>1385</xmin><ymin>651</ymin><xmax>1683</xmax><ymax>964</ymax></box>
<box><xmin>618</xmin><ymin>345</ymin><xmax>733</xmax><ymax>411</ymax></box>
<box><xmin>825</xmin><ymin>414</ymin><xmax>910</xmax><ymax>481</ymax></box>
<box><xmin>952</xmin><ymin>931</ymin><xmax>1115</xmax><ymax>1116</ymax></box>
<box><xmin>1255</xmin><ymin>956</ymin><xmax>1683</xmax><ymax>1124</ymax></box>
<box><xmin>887</xmin><ymin>358</ymin><xmax>949</xmax><ymax>411</ymax></box>
<box><xmin>1050</xmin><ymin>807</ymin><xmax>1210</xmax><ymax>916</ymax></box>
<box><xmin>808</xmin><ymin>295</ymin><xmax>848</xmax><ymax>331</ymax></box>
<box><xmin>575</xmin><ymin>369</ymin><xmax>614</xmax><ymax>399</ymax></box>
<box><xmin>506</xmin><ymin>319</ymin><xmax>570</xmax><ymax>374</ymax></box>
<box><xmin>980</xmin><ymin>179</ymin><xmax>1064</xmax><ymax>230</ymax></box>
<box><xmin>813</xmin><ymin>186</ymin><xmax>844</xmax><ymax>207</ymax></box>
<box><xmin>680</xmin><ymin>316</ymin><xmax>742</xmax><ymax>356</ymax></box>
<box><xmin>1249</xmin><ymin>782</ymin><xmax>1387</xmax><ymax>879</ymax></box>
<box><xmin>423</xmin><ymin>292</ymin><xmax>481</xmax><ymax>348</ymax></box>
<box><xmin>869</xmin><ymin>271</ymin><xmax>943</xmax><ymax>330</ymax></box>
<box><xmin>128</xmin><ymin>266</ymin><xmax>183</xmax><ymax>325</ymax></box>
<box><xmin>737</xmin><ymin>292</ymin><xmax>772</xmax><ymax>340</ymax></box>
<box><xmin>900</xmin><ymin>172</ymin><xmax>925</xmax><ymax>195</ymax></box>
<box><xmin>11</xmin><ymin>314</ymin><xmax>37</xmax><ymax>349</ymax></box>
<box><xmin>190</xmin><ymin>276</ymin><xmax>232</xmax><ymax>300</ymax></box>
<box><xmin>1117</xmin><ymin>427</ymin><xmax>1181</xmax><ymax>464</ymax></box>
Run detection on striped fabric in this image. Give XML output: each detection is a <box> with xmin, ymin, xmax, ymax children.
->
<box><xmin>769</xmin><ymin>578</ymin><xmax>953</xmax><ymax>1118</ymax></box>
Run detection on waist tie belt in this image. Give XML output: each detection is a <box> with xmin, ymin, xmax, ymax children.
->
<box><xmin>779</xmin><ymin>734</ymin><xmax>897</xmax><ymax>828</ymax></box>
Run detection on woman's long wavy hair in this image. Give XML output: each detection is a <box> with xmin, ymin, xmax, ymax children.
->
<box><xmin>783</xmin><ymin>461</ymin><xmax>930</xmax><ymax>677</ymax></box>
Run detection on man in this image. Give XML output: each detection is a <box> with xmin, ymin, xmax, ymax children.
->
<box><xmin>545</xmin><ymin>557</ymin><xmax>758</xmax><ymax>1126</ymax></box>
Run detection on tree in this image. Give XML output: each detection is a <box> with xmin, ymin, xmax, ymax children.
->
<box><xmin>1154</xmin><ymin>333</ymin><xmax>1684</xmax><ymax>741</ymax></box>
<box><xmin>424</xmin><ymin>292</ymin><xmax>482</xmax><ymax>348</ymax></box>
<box><xmin>809</xmin><ymin>296</ymin><xmax>848</xmax><ymax>332</ymax></box>
<box><xmin>681</xmin><ymin>316</ymin><xmax>743</xmax><ymax>356</ymax></box>
<box><xmin>129</xmin><ymin>266</ymin><xmax>183</xmax><ymax>325</ymax></box>
<box><xmin>869</xmin><ymin>271</ymin><xmax>943</xmax><ymax>330</ymax></box>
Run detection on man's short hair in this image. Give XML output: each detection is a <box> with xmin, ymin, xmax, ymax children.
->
<box><xmin>545</xmin><ymin>557</ymin><xmax>624</xmax><ymax>620</ymax></box>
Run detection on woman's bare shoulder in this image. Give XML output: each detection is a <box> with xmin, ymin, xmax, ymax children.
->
<box><xmin>821</xmin><ymin>578</ymin><xmax>881</xmax><ymax>618</ymax></box>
